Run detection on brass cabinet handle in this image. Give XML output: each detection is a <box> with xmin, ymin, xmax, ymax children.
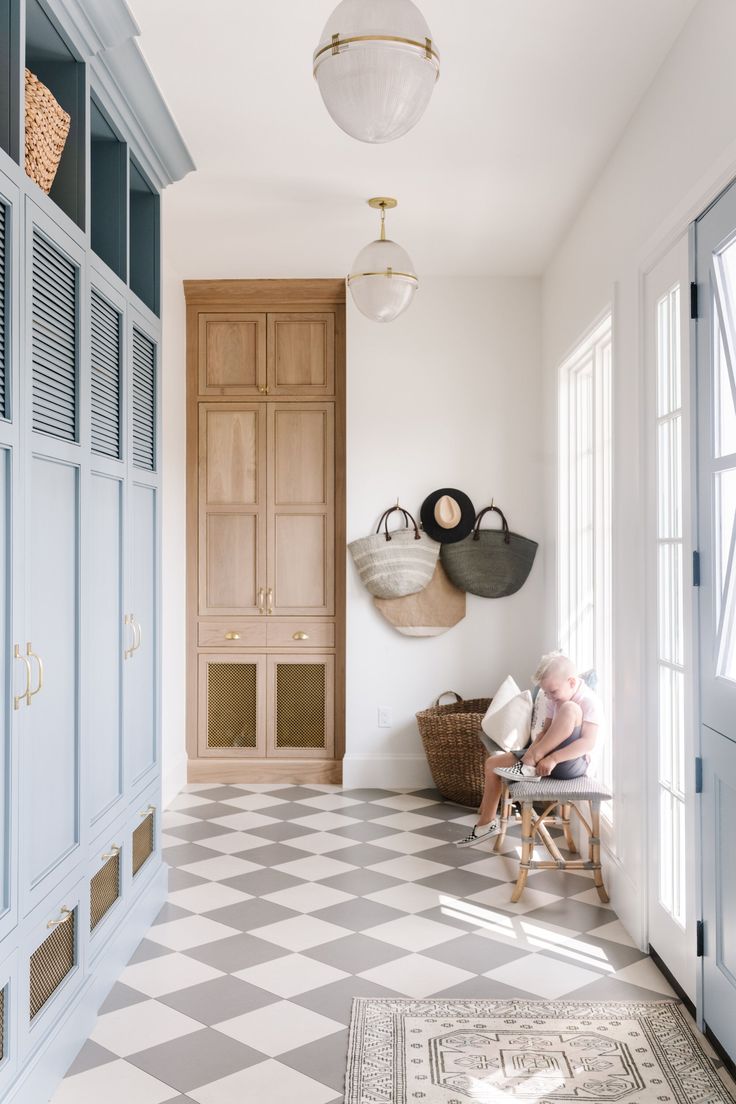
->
<box><xmin>225</xmin><ymin>631</ymin><xmax>241</xmax><ymax>640</ymax></box>
<box><xmin>131</xmin><ymin>617</ymin><xmax>142</xmax><ymax>653</ymax></box>
<box><xmin>27</xmin><ymin>643</ymin><xmax>43</xmax><ymax>702</ymax></box>
<box><xmin>267</xmin><ymin>588</ymin><xmax>273</xmax><ymax>615</ymax></box>
<box><xmin>258</xmin><ymin>384</ymin><xmax>270</xmax><ymax>395</ymax></box>
<box><xmin>13</xmin><ymin>644</ymin><xmax>32</xmax><ymax>709</ymax></box>
<box><xmin>293</xmin><ymin>632</ymin><xmax>309</xmax><ymax>641</ymax></box>
<box><xmin>47</xmin><ymin>906</ymin><xmax>72</xmax><ymax>929</ymax></box>
<box><xmin>101</xmin><ymin>845</ymin><xmax>121</xmax><ymax>860</ymax></box>
<box><xmin>257</xmin><ymin>588</ymin><xmax>265</xmax><ymax>615</ymax></box>
<box><xmin>138</xmin><ymin>804</ymin><xmax>156</xmax><ymax>817</ymax></box>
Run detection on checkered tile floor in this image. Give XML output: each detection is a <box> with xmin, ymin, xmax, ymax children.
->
<box><xmin>51</xmin><ymin>784</ymin><xmax>675</xmax><ymax>1104</ymax></box>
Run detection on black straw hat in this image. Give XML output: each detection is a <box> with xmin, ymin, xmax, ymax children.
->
<box><xmin>420</xmin><ymin>488</ymin><xmax>476</xmax><ymax>543</ymax></box>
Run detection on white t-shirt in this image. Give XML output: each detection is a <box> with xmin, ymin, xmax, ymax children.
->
<box><xmin>545</xmin><ymin>678</ymin><xmax>605</xmax><ymax>728</ymax></box>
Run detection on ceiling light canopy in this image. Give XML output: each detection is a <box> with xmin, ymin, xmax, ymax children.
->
<box><xmin>348</xmin><ymin>198</ymin><xmax>418</xmax><ymax>323</ymax></box>
<box><xmin>313</xmin><ymin>0</ymin><xmax>440</xmax><ymax>144</ymax></box>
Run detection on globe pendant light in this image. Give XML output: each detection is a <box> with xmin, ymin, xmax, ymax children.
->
<box><xmin>313</xmin><ymin>0</ymin><xmax>440</xmax><ymax>144</ymax></box>
<box><xmin>348</xmin><ymin>198</ymin><xmax>418</xmax><ymax>323</ymax></box>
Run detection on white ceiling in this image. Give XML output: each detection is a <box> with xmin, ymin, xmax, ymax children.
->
<box><xmin>127</xmin><ymin>0</ymin><xmax>699</xmax><ymax>278</ymax></box>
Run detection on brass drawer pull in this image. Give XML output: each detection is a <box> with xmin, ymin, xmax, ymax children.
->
<box><xmin>293</xmin><ymin>631</ymin><xmax>309</xmax><ymax>641</ymax></box>
<box><xmin>257</xmin><ymin>588</ymin><xmax>265</xmax><ymax>615</ymax></box>
<box><xmin>124</xmin><ymin>614</ymin><xmax>135</xmax><ymax>660</ymax></box>
<box><xmin>138</xmin><ymin>804</ymin><xmax>156</xmax><ymax>818</ymax></box>
<box><xmin>47</xmin><ymin>906</ymin><xmax>72</xmax><ymax>929</ymax></box>
<box><xmin>101</xmin><ymin>845</ymin><xmax>121</xmax><ymax>860</ymax></box>
<box><xmin>27</xmin><ymin>643</ymin><xmax>43</xmax><ymax>701</ymax></box>
<box><xmin>225</xmin><ymin>631</ymin><xmax>241</xmax><ymax>640</ymax></box>
<box><xmin>267</xmin><ymin>587</ymin><xmax>273</xmax><ymax>615</ymax></box>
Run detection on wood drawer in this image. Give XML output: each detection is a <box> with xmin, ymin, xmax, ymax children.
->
<box><xmin>266</xmin><ymin>621</ymin><xmax>335</xmax><ymax>648</ymax></box>
<box><xmin>198</xmin><ymin>621</ymin><xmax>267</xmax><ymax>648</ymax></box>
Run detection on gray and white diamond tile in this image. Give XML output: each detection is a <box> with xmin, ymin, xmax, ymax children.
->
<box><xmin>53</xmin><ymin>784</ymin><xmax>670</xmax><ymax>1104</ymax></box>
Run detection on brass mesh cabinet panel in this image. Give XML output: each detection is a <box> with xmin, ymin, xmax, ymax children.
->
<box><xmin>90</xmin><ymin>851</ymin><xmax>121</xmax><ymax>930</ymax></box>
<box><xmin>29</xmin><ymin>910</ymin><xmax>76</xmax><ymax>1020</ymax></box>
<box><xmin>132</xmin><ymin>811</ymin><xmax>155</xmax><ymax>875</ymax></box>
<box><xmin>270</xmin><ymin>656</ymin><xmax>334</xmax><ymax>757</ymax></box>
<box><xmin>207</xmin><ymin>662</ymin><xmax>258</xmax><ymax>748</ymax></box>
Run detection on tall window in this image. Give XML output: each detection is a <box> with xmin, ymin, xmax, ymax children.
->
<box><xmin>558</xmin><ymin>315</ymin><xmax>613</xmax><ymax>796</ymax></box>
<box><xmin>655</xmin><ymin>283</ymin><xmax>687</xmax><ymax>927</ymax></box>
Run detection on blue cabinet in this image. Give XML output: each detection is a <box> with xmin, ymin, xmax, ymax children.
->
<box><xmin>0</xmin><ymin>1</ymin><xmax>192</xmax><ymax>1099</ymax></box>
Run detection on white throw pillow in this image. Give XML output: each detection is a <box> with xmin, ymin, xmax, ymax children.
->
<box><xmin>531</xmin><ymin>688</ymin><xmax>548</xmax><ymax>740</ymax></box>
<box><xmin>481</xmin><ymin>676</ymin><xmax>532</xmax><ymax>752</ymax></box>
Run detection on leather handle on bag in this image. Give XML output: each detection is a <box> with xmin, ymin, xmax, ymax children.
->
<box><xmin>376</xmin><ymin>505</ymin><xmax>421</xmax><ymax>542</ymax></box>
<box><xmin>472</xmin><ymin>505</ymin><xmax>511</xmax><ymax>544</ymax></box>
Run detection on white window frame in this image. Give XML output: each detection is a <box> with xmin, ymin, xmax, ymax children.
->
<box><xmin>557</xmin><ymin>313</ymin><xmax>613</xmax><ymax>809</ymax></box>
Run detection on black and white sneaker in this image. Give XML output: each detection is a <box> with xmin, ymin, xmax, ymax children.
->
<box><xmin>455</xmin><ymin>821</ymin><xmax>500</xmax><ymax>848</ymax></box>
<box><xmin>494</xmin><ymin>760</ymin><xmax>541</xmax><ymax>783</ymax></box>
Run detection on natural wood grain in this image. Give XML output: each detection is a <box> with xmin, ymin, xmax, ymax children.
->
<box><xmin>197</xmin><ymin>621</ymin><xmax>268</xmax><ymax>648</ymax></box>
<box><xmin>187</xmin><ymin>758</ymin><xmax>343</xmax><ymax>784</ymax></box>
<box><xmin>198</xmin><ymin>313</ymin><xmax>266</xmax><ymax>395</ymax></box>
<box><xmin>268</xmin><ymin>313</ymin><xmax>335</xmax><ymax>396</ymax></box>
<box><xmin>185</xmin><ymin>279</ymin><xmax>346</xmax><ymax>305</ymax></box>
<box><xmin>266</xmin><ymin>620</ymin><xmax>335</xmax><ymax>648</ymax></box>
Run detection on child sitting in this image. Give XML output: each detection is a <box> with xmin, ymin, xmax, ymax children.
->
<box><xmin>456</xmin><ymin>653</ymin><xmax>604</xmax><ymax>848</ymax></box>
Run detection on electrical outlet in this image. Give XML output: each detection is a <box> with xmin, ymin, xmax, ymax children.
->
<box><xmin>377</xmin><ymin>707</ymin><xmax>393</xmax><ymax>728</ymax></box>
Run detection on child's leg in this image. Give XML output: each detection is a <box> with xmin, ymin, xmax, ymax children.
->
<box><xmin>477</xmin><ymin>752</ymin><xmax>517</xmax><ymax>824</ymax></box>
<box><xmin>531</xmin><ymin>701</ymin><xmax>582</xmax><ymax>761</ymax></box>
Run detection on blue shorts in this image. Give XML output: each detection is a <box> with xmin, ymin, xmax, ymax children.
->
<box><xmin>513</xmin><ymin>726</ymin><xmax>588</xmax><ymax>779</ymax></box>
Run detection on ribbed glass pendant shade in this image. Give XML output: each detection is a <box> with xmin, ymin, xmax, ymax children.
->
<box><xmin>313</xmin><ymin>0</ymin><xmax>440</xmax><ymax>144</ymax></box>
<box><xmin>348</xmin><ymin>218</ymin><xmax>418</xmax><ymax>324</ymax></box>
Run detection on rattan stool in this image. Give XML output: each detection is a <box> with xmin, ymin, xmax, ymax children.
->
<box><xmin>494</xmin><ymin>776</ymin><xmax>613</xmax><ymax>904</ymax></box>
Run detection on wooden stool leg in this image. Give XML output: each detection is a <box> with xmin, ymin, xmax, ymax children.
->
<box><xmin>590</xmin><ymin>800</ymin><xmax>609</xmax><ymax>903</ymax></box>
<box><xmin>511</xmin><ymin>801</ymin><xmax>533</xmax><ymax>903</ymax></box>
<box><xmin>561</xmin><ymin>803</ymin><xmax>577</xmax><ymax>853</ymax></box>
<box><xmin>494</xmin><ymin>784</ymin><xmax>510</xmax><ymax>853</ymax></box>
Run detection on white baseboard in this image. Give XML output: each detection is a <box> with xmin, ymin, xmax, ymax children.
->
<box><xmin>162</xmin><ymin>750</ymin><xmax>188</xmax><ymax>808</ymax></box>
<box><xmin>343</xmin><ymin>754</ymin><xmax>434</xmax><ymax>790</ymax></box>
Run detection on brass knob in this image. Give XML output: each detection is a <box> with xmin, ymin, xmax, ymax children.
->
<box><xmin>293</xmin><ymin>632</ymin><xmax>309</xmax><ymax>641</ymax></box>
<box><xmin>225</xmin><ymin>631</ymin><xmax>241</xmax><ymax>640</ymax></box>
<box><xmin>47</xmin><ymin>907</ymin><xmax>72</xmax><ymax>929</ymax></box>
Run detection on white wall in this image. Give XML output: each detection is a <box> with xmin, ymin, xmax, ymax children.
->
<box><xmin>345</xmin><ymin>277</ymin><xmax>545</xmax><ymax>788</ymax></box>
<box><xmin>541</xmin><ymin>0</ymin><xmax>736</xmax><ymax>945</ymax></box>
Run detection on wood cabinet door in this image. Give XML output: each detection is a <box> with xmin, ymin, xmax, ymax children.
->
<box><xmin>266</xmin><ymin>654</ymin><xmax>334</xmax><ymax>759</ymax></box>
<box><xmin>198</xmin><ymin>313</ymin><xmax>267</xmax><ymax>396</ymax></box>
<box><xmin>267</xmin><ymin>403</ymin><xmax>334</xmax><ymax>616</ymax></box>
<box><xmin>267</xmin><ymin>313</ymin><xmax>334</xmax><ymax>396</ymax></box>
<box><xmin>199</xmin><ymin>404</ymin><xmax>267</xmax><ymax>616</ymax></box>
<box><xmin>198</xmin><ymin>654</ymin><xmax>266</xmax><ymax>757</ymax></box>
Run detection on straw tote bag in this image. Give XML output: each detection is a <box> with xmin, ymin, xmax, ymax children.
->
<box><xmin>349</xmin><ymin>506</ymin><xmax>440</xmax><ymax>599</ymax></box>
<box><xmin>373</xmin><ymin>560</ymin><xmax>466</xmax><ymax>636</ymax></box>
<box><xmin>440</xmin><ymin>504</ymin><xmax>538</xmax><ymax>598</ymax></box>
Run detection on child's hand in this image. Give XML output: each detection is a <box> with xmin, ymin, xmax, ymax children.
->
<box><xmin>536</xmin><ymin>756</ymin><xmax>557</xmax><ymax>777</ymax></box>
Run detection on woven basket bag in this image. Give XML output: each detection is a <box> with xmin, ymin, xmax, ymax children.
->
<box><xmin>415</xmin><ymin>691</ymin><xmax>491</xmax><ymax>808</ymax></box>
<box><xmin>25</xmin><ymin>68</ymin><xmax>71</xmax><ymax>195</ymax></box>
<box><xmin>349</xmin><ymin>506</ymin><xmax>439</xmax><ymax>600</ymax></box>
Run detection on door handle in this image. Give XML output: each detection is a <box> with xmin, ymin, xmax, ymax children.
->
<box><xmin>257</xmin><ymin>588</ymin><xmax>265</xmax><ymax>615</ymax></box>
<box><xmin>267</xmin><ymin>588</ymin><xmax>273</xmax><ymax>615</ymax></box>
<box><xmin>131</xmin><ymin>617</ymin><xmax>142</xmax><ymax>654</ymax></box>
<box><xmin>101</xmin><ymin>845</ymin><xmax>121</xmax><ymax>860</ymax></box>
<box><xmin>47</xmin><ymin>906</ymin><xmax>72</xmax><ymax>929</ymax></box>
<box><xmin>13</xmin><ymin>644</ymin><xmax>32</xmax><ymax>709</ymax></box>
<box><xmin>26</xmin><ymin>643</ymin><xmax>43</xmax><ymax>702</ymax></box>
<box><xmin>124</xmin><ymin>614</ymin><xmax>135</xmax><ymax>660</ymax></box>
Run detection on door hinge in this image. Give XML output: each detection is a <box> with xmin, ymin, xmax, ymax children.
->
<box><xmin>695</xmin><ymin>756</ymin><xmax>703</xmax><ymax>794</ymax></box>
<box><xmin>693</xmin><ymin>550</ymin><xmax>701</xmax><ymax>587</ymax></box>
<box><xmin>697</xmin><ymin>919</ymin><xmax>705</xmax><ymax>957</ymax></box>
<box><xmin>690</xmin><ymin>281</ymin><xmax>699</xmax><ymax>319</ymax></box>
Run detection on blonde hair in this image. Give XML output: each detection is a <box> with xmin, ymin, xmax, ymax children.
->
<box><xmin>533</xmin><ymin>651</ymin><xmax>576</xmax><ymax>684</ymax></box>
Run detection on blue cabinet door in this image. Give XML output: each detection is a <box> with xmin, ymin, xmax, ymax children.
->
<box><xmin>23</xmin><ymin>454</ymin><xmax>81</xmax><ymax>913</ymax></box>
<box><xmin>126</xmin><ymin>481</ymin><xmax>157</xmax><ymax>787</ymax></box>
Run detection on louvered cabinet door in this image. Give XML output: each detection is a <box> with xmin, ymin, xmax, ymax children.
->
<box><xmin>266</xmin><ymin>655</ymin><xmax>334</xmax><ymax>759</ymax></box>
<box><xmin>199</xmin><ymin>404</ymin><xmax>267</xmax><ymax>617</ymax></box>
<box><xmin>267</xmin><ymin>403</ymin><xmax>334</xmax><ymax>616</ymax></box>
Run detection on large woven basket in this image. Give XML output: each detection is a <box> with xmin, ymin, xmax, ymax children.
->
<box><xmin>415</xmin><ymin>692</ymin><xmax>491</xmax><ymax>808</ymax></box>
<box><xmin>24</xmin><ymin>68</ymin><xmax>71</xmax><ymax>195</ymax></box>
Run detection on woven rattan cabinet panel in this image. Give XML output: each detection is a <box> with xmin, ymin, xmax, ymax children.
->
<box><xmin>188</xmin><ymin>283</ymin><xmax>345</xmax><ymax>778</ymax></box>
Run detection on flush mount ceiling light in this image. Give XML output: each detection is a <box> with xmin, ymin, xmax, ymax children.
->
<box><xmin>313</xmin><ymin>0</ymin><xmax>440</xmax><ymax>144</ymax></box>
<box><xmin>347</xmin><ymin>197</ymin><xmax>418</xmax><ymax>323</ymax></box>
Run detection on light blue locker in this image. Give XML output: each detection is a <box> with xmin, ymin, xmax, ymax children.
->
<box><xmin>126</xmin><ymin>480</ymin><xmax>157</xmax><ymax>787</ymax></box>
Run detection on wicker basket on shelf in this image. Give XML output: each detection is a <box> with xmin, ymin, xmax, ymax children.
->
<box><xmin>24</xmin><ymin>68</ymin><xmax>71</xmax><ymax>194</ymax></box>
<box><xmin>415</xmin><ymin>691</ymin><xmax>491</xmax><ymax>808</ymax></box>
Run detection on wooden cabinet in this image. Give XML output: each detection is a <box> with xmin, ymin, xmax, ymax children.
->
<box><xmin>187</xmin><ymin>282</ymin><xmax>345</xmax><ymax>782</ymax></box>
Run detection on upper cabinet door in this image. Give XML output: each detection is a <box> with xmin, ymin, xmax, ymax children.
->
<box><xmin>199</xmin><ymin>403</ymin><xmax>267</xmax><ymax>616</ymax></box>
<box><xmin>198</xmin><ymin>313</ymin><xmax>267</xmax><ymax>396</ymax></box>
<box><xmin>268</xmin><ymin>403</ymin><xmax>334</xmax><ymax>616</ymax></box>
<box><xmin>267</xmin><ymin>313</ymin><xmax>334</xmax><ymax>397</ymax></box>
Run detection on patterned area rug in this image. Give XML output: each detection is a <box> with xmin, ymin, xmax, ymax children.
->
<box><xmin>345</xmin><ymin>998</ymin><xmax>735</xmax><ymax>1103</ymax></box>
